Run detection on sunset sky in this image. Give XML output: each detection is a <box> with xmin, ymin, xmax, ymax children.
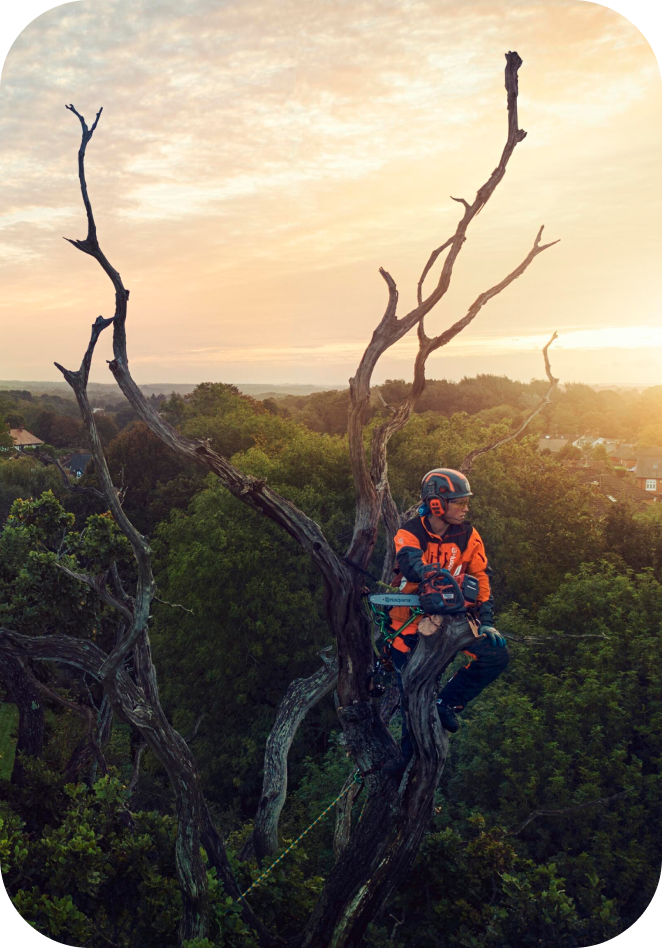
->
<box><xmin>0</xmin><ymin>0</ymin><xmax>661</xmax><ymax>387</ymax></box>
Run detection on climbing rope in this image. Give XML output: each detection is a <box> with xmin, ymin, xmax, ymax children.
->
<box><xmin>227</xmin><ymin>770</ymin><xmax>364</xmax><ymax>912</ymax></box>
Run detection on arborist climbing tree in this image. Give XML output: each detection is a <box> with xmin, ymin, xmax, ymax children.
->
<box><xmin>0</xmin><ymin>51</ymin><xmax>562</xmax><ymax>948</ymax></box>
<box><xmin>376</xmin><ymin>468</ymin><xmax>509</xmax><ymax>775</ymax></box>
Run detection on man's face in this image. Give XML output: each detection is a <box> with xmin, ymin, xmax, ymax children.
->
<box><xmin>445</xmin><ymin>497</ymin><xmax>469</xmax><ymax>523</ymax></box>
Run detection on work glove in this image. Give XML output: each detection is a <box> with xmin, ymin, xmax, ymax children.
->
<box><xmin>419</xmin><ymin>563</ymin><xmax>445</xmax><ymax>583</ymax></box>
<box><xmin>478</xmin><ymin>624</ymin><xmax>507</xmax><ymax>648</ymax></box>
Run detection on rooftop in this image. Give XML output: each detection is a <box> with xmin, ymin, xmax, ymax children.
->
<box><xmin>9</xmin><ymin>427</ymin><xmax>44</xmax><ymax>447</ymax></box>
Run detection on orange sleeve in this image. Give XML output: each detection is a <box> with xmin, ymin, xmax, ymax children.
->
<box><xmin>466</xmin><ymin>530</ymin><xmax>491</xmax><ymax>604</ymax></box>
<box><xmin>394</xmin><ymin>528</ymin><xmax>422</xmax><ymax>551</ymax></box>
<box><xmin>394</xmin><ymin>528</ymin><xmax>426</xmax><ymax>582</ymax></box>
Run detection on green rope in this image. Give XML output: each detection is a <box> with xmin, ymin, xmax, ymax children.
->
<box><xmin>227</xmin><ymin>771</ymin><xmax>363</xmax><ymax>912</ymax></box>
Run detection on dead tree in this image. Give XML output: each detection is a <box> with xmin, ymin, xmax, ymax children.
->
<box><xmin>0</xmin><ymin>51</ymin><xmax>561</xmax><ymax>947</ymax></box>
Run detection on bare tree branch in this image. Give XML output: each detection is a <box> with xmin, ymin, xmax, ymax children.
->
<box><xmin>55</xmin><ymin>562</ymin><xmax>134</xmax><ymax>622</ymax></box>
<box><xmin>346</xmin><ymin>52</ymin><xmax>550</xmax><ymax>577</ymax></box>
<box><xmin>154</xmin><ymin>593</ymin><xmax>195</xmax><ymax>616</ymax></box>
<box><xmin>18</xmin><ymin>664</ymin><xmax>109</xmax><ymax>781</ymax></box>
<box><xmin>506</xmin><ymin>631</ymin><xmax>610</xmax><ymax>645</ymax></box>
<box><xmin>460</xmin><ymin>331</ymin><xmax>559</xmax><ymax>474</ymax></box>
<box><xmin>54</xmin><ymin>317</ymin><xmax>154</xmax><ymax>684</ymax></box>
<box><xmin>370</xmin><ymin>243</ymin><xmax>558</xmax><ymax>499</ymax></box>
<box><xmin>509</xmin><ymin>790</ymin><xmax>630</xmax><ymax>836</ymax></box>
<box><xmin>64</xmin><ymin>104</ymin><xmax>343</xmax><ymax>591</ymax></box>
<box><xmin>127</xmin><ymin>740</ymin><xmax>147</xmax><ymax>796</ymax></box>
<box><xmin>246</xmin><ymin>646</ymin><xmax>338</xmax><ymax>862</ymax></box>
<box><xmin>50</xmin><ymin>307</ymin><xmax>269</xmax><ymax>941</ymax></box>
<box><xmin>35</xmin><ymin>451</ymin><xmax>105</xmax><ymax>501</ymax></box>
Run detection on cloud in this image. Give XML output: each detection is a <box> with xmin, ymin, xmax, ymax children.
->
<box><xmin>0</xmin><ymin>0</ymin><xmax>660</xmax><ymax>384</ymax></box>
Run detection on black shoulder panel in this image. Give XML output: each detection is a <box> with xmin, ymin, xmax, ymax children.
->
<box><xmin>442</xmin><ymin>521</ymin><xmax>473</xmax><ymax>553</ymax></box>
<box><xmin>400</xmin><ymin>516</ymin><xmax>429</xmax><ymax>548</ymax></box>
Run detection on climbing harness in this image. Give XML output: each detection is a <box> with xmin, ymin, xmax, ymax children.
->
<box><xmin>226</xmin><ymin>771</ymin><xmax>364</xmax><ymax>912</ymax></box>
<box><xmin>364</xmin><ymin>586</ymin><xmax>423</xmax><ymax>697</ymax></box>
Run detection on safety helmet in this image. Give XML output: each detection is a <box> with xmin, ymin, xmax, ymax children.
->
<box><xmin>420</xmin><ymin>468</ymin><xmax>472</xmax><ymax>517</ymax></box>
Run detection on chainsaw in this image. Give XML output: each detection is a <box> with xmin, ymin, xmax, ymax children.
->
<box><xmin>369</xmin><ymin>569</ymin><xmax>479</xmax><ymax>615</ymax></box>
<box><xmin>366</xmin><ymin>570</ymin><xmax>480</xmax><ymax>697</ymax></box>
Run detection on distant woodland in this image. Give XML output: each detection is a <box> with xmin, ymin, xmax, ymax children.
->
<box><xmin>1</xmin><ymin>374</ymin><xmax>661</xmax><ymax>946</ymax></box>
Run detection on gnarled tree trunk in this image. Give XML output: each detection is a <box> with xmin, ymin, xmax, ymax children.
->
<box><xmin>301</xmin><ymin>616</ymin><xmax>475</xmax><ymax>947</ymax></box>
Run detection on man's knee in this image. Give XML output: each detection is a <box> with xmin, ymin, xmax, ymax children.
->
<box><xmin>474</xmin><ymin>638</ymin><xmax>510</xmax><ymax>671</ymax></box>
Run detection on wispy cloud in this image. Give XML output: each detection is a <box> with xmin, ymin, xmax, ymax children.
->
<box><xmin>129</xmin><ymin>326</ymin><xmax>662</xmax><ymax>368</ymax></box>
<box><xmin>0</xmin><ymin>0</ymin><xmax>660</xmax><ymax>384</ymax></box>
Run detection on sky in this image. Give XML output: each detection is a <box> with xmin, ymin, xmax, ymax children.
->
<box><xmin>0</xmin><ymin>0</ymin><xmax>661</xmax><ymax>388</ymax></box>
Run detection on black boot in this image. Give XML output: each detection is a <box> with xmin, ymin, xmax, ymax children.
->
<box><xmin>436</xmin><ymin>700</ymin><xmax>461</xmax><ymax>733</ymax></box>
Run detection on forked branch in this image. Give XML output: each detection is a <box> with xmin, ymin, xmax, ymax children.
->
<box><xmin>346</xmin><ymin>51</ymin><xmax>543</xmax><ymax>567</ymax></box>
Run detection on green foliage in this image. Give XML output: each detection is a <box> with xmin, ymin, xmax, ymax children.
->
<box><xmin>0</xmin><ymin>455</ymin><xmax>63</xmax><ymax>523</ymax></box>
<box><xmin>603</xmin><ymin>502</ymin><xmax>662</xmax><ymax>580</ymax></box>
<box><xmin>1</xmin><ymin>772</ymin><xmax>184</xmax><ymax>947</ymax></box>
<box><xmin>151</xmin><ymin>476</ymin><xmax>339</xmax><ymax>813</ymax></box>
<box><xmin>3</xmin><ymin>376</ymin><xmax>662</xmax><ymax>947</ymax></box>
<box><xmin>75</xmin><ymin>512</ymin><xmax>133</xmax><ymax>572</ymax></box>
<box><xmin>438</xmin><ymin>564</ymin><xmax>662</xmax><ymax>936</ymax></box>
<box><xmin>0</xmin><ymin>492</ymin><xmax>123</xmax><ymax>646</ymax></box>
<box><xmin>83</xmin><ymin>420</ymin><xmax>205</xmax><ymax>535</ymax></box>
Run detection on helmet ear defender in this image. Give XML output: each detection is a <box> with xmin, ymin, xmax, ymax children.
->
<box><xmin>428</xmin><ymin>497</ymin><xmax>445</xmax><ymax>516</ymax></box>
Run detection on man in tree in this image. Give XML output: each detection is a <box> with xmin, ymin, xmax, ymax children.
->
<box><xmin>385</xmin><ymin>468</ymin><xmax>509</xmax><ymax>773</ymax></box>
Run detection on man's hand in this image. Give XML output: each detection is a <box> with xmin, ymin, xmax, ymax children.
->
<box><xmin>478</xmin><ymin>624</ymin><xmax>507</xmax><ymax>648</ymax></box>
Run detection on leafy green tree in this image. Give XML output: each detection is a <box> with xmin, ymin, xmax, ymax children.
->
<box><xmin>0</xmin><ymin>419</ymin><xmax>12</xmax><ymax>450</ymax></box>
<box><xmin>92</xmin><ymin>412</ymin><xmax>120</xmax><ymax>447</ymax></box>
<box><xmin>152</xmin><ymin>422</ymin><xmax>355</xmax><ymax>811</ymax></box>
<box><xmin>0</xmin><ymin>456</ymin><xmax>63</xmax><ymax>523</ymax></box>
<box><xmin>82</xmin><ymin>422</ymin><xmax>205</xmax><ymax>535</ymax></box>
<box><xmin>440</xmin><ymin>564</ymin><xmax>662</xmax><ymax>934</ymax></box>
<box><xmin>49</xmin><ymin>415</ymin><xmax>84</xmax><ymax>449</ymax></box>
<box><xmin>4</xmin><ymin>411</ymin><xmax>25</xmax><ymax>429</ymax></box>
<box><xmin>32</xmin><ymin>408</ymin><xmax>57</xmax><ymax>443</ymax></box>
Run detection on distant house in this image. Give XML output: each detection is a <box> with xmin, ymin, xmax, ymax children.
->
<box><xmin>572</xmin><ymin>436</ymin><xmax>620</xmax><ymax>452</ymax></box>
<box><xmin>60</xmin><ymin>453</ymin><xmax>92</xmax><ymax>478</ymax></box>
<box><xmin>634</xmin><ymin>449</ymin><xmax>662</xmax><ymax>497</ymax></box>
<box><xmin>610</xmin><ymin>443</ymin><xmax>637</xmax><ymax>468</ymax></box>
<box><xmin>538</xmin><ymin>437</ymin><xmax>569</xmax><ymax>453</ymax></box>
<box><xmin>567</xmin><ymin>462</ymin><xmax>656</xmax><ymax>514</ymax></box>
<box><xmin>8</xmin><ymin>427</ymin><xmax>44</xmax><ymax>451</ymax></box>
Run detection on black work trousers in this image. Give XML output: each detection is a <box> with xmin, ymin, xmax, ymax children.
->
<box><xmin>390</xmin><ymin>630</ymin><xmax>509</xmax><ymax>759</ymax></box>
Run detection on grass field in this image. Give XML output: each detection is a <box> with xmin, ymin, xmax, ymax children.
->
<box><xmin>0</xmin><ymin>702</ymin><xmax>19</xmax><ymax>780</ymax></box>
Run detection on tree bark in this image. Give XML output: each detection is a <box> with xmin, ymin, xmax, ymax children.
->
<box><xmin>301</xmin><ymin>616</ymin><xmax>475</xmax><ymax>947</ymax></box>
<box><xmin>244</xmin><ymin>646</ymin><xmax>338</xmax><ymax>863</ymax></box>
<box><xmin>333</xmin><ymin>770</ymin><xmax>364</xmax><ymax>861</ymax></box>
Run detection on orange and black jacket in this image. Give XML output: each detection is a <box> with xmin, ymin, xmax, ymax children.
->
<box><xmin>390</xmin><ymin>516</ymin><xmax>494</xmax><ymax>652</ymax></box>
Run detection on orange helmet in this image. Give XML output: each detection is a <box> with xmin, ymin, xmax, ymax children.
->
<box><xmin>420</xmin><ymin>468</ymin><xmax>472</xmax><ymax>516</ymax></box>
